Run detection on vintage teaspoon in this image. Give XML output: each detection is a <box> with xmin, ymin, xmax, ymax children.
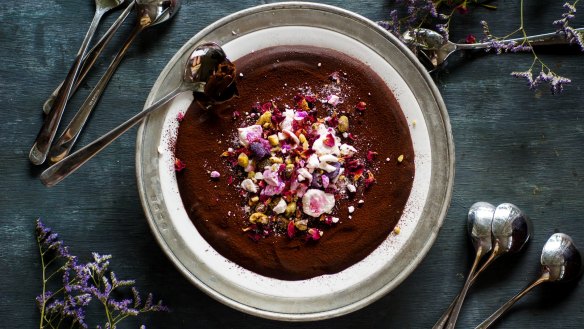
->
<box><xmin>40</xmin><ymin>42</ymin><xmax>237</xmax><ymax>187</ymax></box>
<box><xmin>433</xmin><ymin>202</ymin><xmax>495</xmax><ymax>329</ymax></box>
<box><xmin>438</xmin><ymin>203</ymin><xmax>532</xmax><ymax>329</ymax></box>
<box><xmin>403</xmin><ymin>27</ymin><xmax>584</xmax><ymax>72</ymax></box>
<box><xmin>43</xmin><ymin>0</ymin><xmax>137</xmax><ymax>114</ymax></box>
<box><xmin>29</xmin><ymin>0</ymin><xmax>127</xmax><ymax>165</ymax></box>
<box><xmin>476</xmin><ymin>233</ymin><xmax>583</xmax><ymax>328</ymax></box>
<box><xmin>49</xmin><ymin>0</ymin><xmax>181</xmax><ymax>163</ymax></box>
<box><xmin>442</xmin><ymin>202</ymin><xmax>495</xmax><ymax>329</ymax></box>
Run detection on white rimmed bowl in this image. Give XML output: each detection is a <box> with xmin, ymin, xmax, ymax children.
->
<box><xmin>136</xmin><ymin>2</ymin><xmax>454</xmax><ymax>321</ymax></box>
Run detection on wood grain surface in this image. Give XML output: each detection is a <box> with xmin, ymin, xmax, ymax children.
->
<box><xmin>1</xmin><ymin>0</ymin><xmax>583</xmax><ymax>328</ymax></box>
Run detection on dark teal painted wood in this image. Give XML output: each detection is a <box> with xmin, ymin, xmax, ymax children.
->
<box><xmin>1</xmin><ymin>1</ymin><xmax>583</xmax><ymax>328</ymax></box>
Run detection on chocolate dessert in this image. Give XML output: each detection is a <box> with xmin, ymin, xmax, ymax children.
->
<box><xmin>174</xmin><ymin>46</ymin><xmax>415</xmax><ymax>280</ymax></box>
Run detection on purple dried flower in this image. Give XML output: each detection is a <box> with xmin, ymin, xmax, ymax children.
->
<box><xmin>554</xmin><ymin>2</ymin><xmax>584</xmax><ymax>51</ymax></box>
<box><xmin>35</xmin><ymin>219</ymin><xmax>168</xmax><ymax>329</ymax></box>
<box><xmin>250</xmin><ymin>139</ymin><xmax>271</xmax><ymax>159</ymax></box>
<box><xmin>512</xmin><ymin>69</ymin><xmax>571</xmax><ymax>94</ymax></box>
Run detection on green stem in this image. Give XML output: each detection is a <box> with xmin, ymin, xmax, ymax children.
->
<box><xmin>38</xmin><ymin>240</ymin><xmax>47</xmax><ymax>329</ymax></box>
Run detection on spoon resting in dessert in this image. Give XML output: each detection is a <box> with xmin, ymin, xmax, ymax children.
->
<box><xmin>40</xmin><ymin>42</ymin><xmax>238</xmax><ymax>187</ymax></box>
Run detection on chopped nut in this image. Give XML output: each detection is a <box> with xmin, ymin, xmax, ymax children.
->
<box><xmin>393</xmin><ymin>226</ymin><xmax>401</xmax><ymax>234</ymax></box>
<box><xmin>338</xmin><ymin>115</ymin><xmax>349</xmax><ymax>132</ymax></box>
<box><xmin>299</xmin><ymin>134</ymin><xmax>307</xmax><ymax>144</ymax></box>
<box><xmin>284</xmin><ymin>202</ymin><xmax>297</xmax><ymax>217</ymax></box>
<box><xmin>267</xmin><ymin>134</ymin><xmax>280</xmax><ymax>146</ymax></box>
<box><xmin>270</xmin><ymin>156</ymin><xmax>283</xmax><ymax>164</ymax></box>
<box><xmin>294</xmin><ymin>219</ymin><xmax>308</xmax><ymax>231</ymax></box>
<box><xmin>397</xmin><ymin>154</ymin><xmax>404</xmax><ymax>163</ymax></box>
<box><xmin>249</xmin><ymin>212</ymin><xmax>269</xmax><ymax>225</ymax></box>
<box><xmin>256</xmin><ymin>111</ymin><xmax>272</xmax><ymax>126</ymax></box>
<box><xmin>238</xmin><ymin>153</ymin><xmax>249</xmax><ymax>168</ymax></box>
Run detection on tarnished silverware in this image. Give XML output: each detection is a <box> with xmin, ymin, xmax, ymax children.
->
<box><xmin>40</xmin><ymin>42</ymin><xmax>238</xmax><ymax>186</ymax></box>
<box><xmin>48</xmin><ymin>0</ymin><xmax>181</xmax><ymax>163</ymax></box>
<box><xmin>42</xmin><ymin>0</ymin><xmax>136</xmax><ymax>114</ymax></box>
<box><xmin>29</xmin><ymin>0</ymin><xmax>127</xmax><ymax>165</ymax></box>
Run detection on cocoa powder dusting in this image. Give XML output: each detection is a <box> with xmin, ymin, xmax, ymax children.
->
<box><xmin>174</xmin><ymin>46</ymin><xmax>415</xmax><ymax>280</ymax></box>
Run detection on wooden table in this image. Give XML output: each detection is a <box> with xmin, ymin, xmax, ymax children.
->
<box><xmin>2</xmin><ymin>1</ymin><xmax>583</xmax><ymax>327</ymax></box>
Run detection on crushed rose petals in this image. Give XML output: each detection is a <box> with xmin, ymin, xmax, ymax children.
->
<box><xmin>174</xmin><ymin>158</ymin><xmax>186</xmax><ymax>172</ymax></box>
<box><xmin>366</xmin><ymin>150</ymin><xmax>378</xmax><ymax>162</ymax></box>
<box><xmin>355</xmin><ymin>101</ymin><xmax>367</xmax><ymax>112</ymax></box>
<box><xmin>176</xmin><ymin>112</ymin><xmax>185</xmax><ymax>122</ymax></box>
<box><xmin>219</xmin><ymin>74</ymin><xmax>382</xmax><ymax>242</ymax></box>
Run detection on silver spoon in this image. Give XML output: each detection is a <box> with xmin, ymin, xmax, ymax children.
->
<box><xmin>403</xmin><ymin>27</ymin><xmax>584</xmax><ymax>72</ymax></box>
<box><xmin>48</xmin><ymin>0</ymin><xmax>181</xmax><ymax>163</ymax></box>
<box><xmin>476</xmin><ymin>233</ymin><xmax>583</xmax><ymax>329</ymax></box>
<box><xmin>440</xmin><ymin>202</ymin><xmax>495</xmax><ymax>329</ymax></box>
<box><xmin>29</xmin><ymin>0</ymin><xmax>127</xmax><ymax>165</ymax></box>
<box><xmin>433</xmin><ymin>202</ymin><xmax>495</xmax><ymax>329</ymax></box>
<box><xmin>43</xmin><ymin>0</ymin><xmax>137</xmax><ymax>114</ymax></box>
<box><xmin>438</xmin><ymin>203</ymin><xmax>532</xmax><ymax>329</ymax></box>
<box><xmin>40</xmin><ymin>42</ymin><xmax>238</xmax><ymax>187</ymax></box>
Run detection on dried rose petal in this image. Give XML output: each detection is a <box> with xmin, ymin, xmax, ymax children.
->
<box><xmin>364</xmin><ymin>170</ymin><xmax>376</xmax><ymax>189</ymax></box>
<box><xmin>174</xmin><ymin>158</ymin><xmax>186</xmax><ymax>172</ymax></box>
<box><xmin>323</xmin><ymin>133</ymin><xmax>335</xmax><ymax>147</ymax></box>
<box><xmin>329</xmin><ymin>71</ymin><xmax>341</xmax><ymax>83</ymax></box>
<box><xmin>307</xmin><ymin>228</ymin><xmax>323</xmax><ymax>241</ymax></box>
<box><xmin>356</xmin><ymin>101</ymin><xmax>367</xmax><ymax>111</ymax></box>
<box><xmin>466</xmin><ymin>34</ymin><xmax>476</xmax><ymax>44</ymax></box>
<box><xmin>366</xmin><ymin>150</ymin><xmax>378</xmax><ymax>162</ymax></box>
<box><xmin>305</xmin><ymin>95</ymin><xmax>317</xmax><ymax>103</ymax></box>
<box><xmin>261</xmin><ymin>102</ymin><xmax>272</xmax><ymax>113</ymax></box>
<box><xmin>287</xmin><ymin>220</ymin><xmax>296</xmax><ymax>238</ymax></box>
<box><xmin>232</xmin><ymin>111</ymin><xmax>240</xmax><ymax>120</ymax></box>
<box><xmin>248</xmin><ymin>232</ymin><xmax>262</xmax><ymax>242</ymax></box>
<box><xmin>177</xmin><ymin>112</ymin><xmax>185</xmax><ymax>122</ymax></box>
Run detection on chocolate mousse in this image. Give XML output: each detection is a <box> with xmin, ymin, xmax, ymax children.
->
<box><xmin>174</xmin><ymin>45</ymin><xmax>415</xmax><ymax>280</ymax></box>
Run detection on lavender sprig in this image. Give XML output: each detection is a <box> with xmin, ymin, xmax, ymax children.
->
<box><xmin>554</xmin><ymin>2</ymin><xmax>584</xmax><ymax>51</ymax></box>
<box><xmin>36</xmin><ymin>219</ymin><xmax>168</xmax><ymax>329</ymax></box>
<box><xmin>378</xmin><ymin>0</ymin><xmax>581</xmax><ymax>94</ymax></box>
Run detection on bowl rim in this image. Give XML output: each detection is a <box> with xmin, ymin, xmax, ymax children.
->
<box><xmin>136</xmin><ymin>1</ymin><xmax>454</xmax><ymax>321</ymax></box>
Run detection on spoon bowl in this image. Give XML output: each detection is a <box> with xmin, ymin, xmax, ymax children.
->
<box><xmin>436</xmin><ymin>203</ymin><xmax>532</xmax><ymax>329</ymax></box>
<box><xmin>29</xmin><ymin>0</ymin><xmax>127</xmax><ymax>165</ymax></box>
<box><xmin>40</xmin><ymin>42</ymin><xmax>236</xmax><ymax>187</ymax></box>
<box><xmin>442</xmin><ymin>202</ymin><xmax>495</xmax><ymax>329</ymax></box>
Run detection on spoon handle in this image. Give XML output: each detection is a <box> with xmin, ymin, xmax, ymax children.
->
<box><xmin>457</xmin><ymin>27</ymin><xmax>584</xmax><ymax>50</ymax></box>
<box><xmin>433</xmin><ymin>247</ymin><xmax>500</xmax><ymax>329</ymax></box>
<box><xmin>475</xmin><ymin>272</ymin><xmax>550</xmax><ymax>329</ymax></box>
<box><xmin>43</xmin><ymin>1</ymin><xmax>135</xmax><ymax>114</ymax></box>
<box><xmin>40</xmin><ymin>85</ymin><xmax>187</xmax><ymax>187</ymax></box>
<box><xmin>29</xmin><ymin>8</ymin><xmax>108</xmax><ymax>165</ymax></box>
<box><xmin>48</xmin><ymin>23</ymin><xmax>145</xmax><ymax>163</ymax></box>
<box><xmin>445</xmin><ymin>247</ymin><xmax>487</xmax><ymax>329</ymax></box>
